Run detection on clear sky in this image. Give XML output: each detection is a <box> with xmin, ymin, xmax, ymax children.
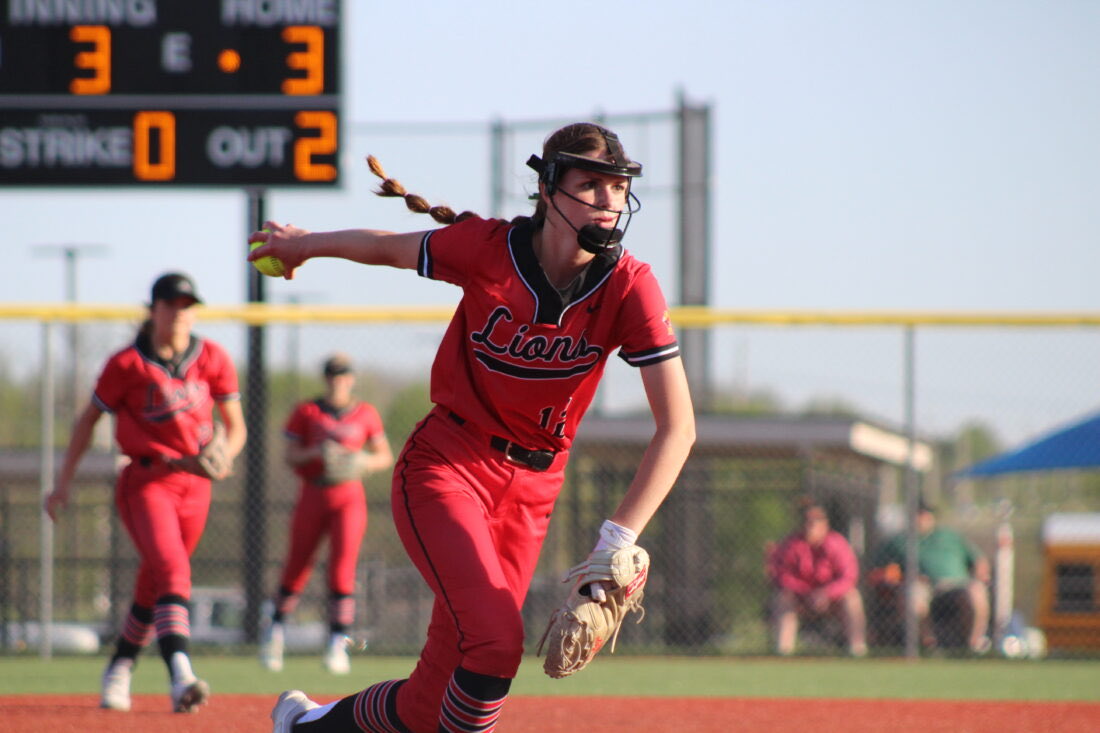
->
<box><xmin>4</xmin><ymin>1</ymin><xmax>1099</xmax><ymax>447</ymax></box>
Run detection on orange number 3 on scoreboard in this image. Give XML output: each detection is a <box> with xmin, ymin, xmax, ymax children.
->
<box><xmin>70</xmin><ymin>25</ymin><xmax>111</xmax><ymax>95</ymax></box>
<box><xmin>282</xmin><ymin>26</ymin><xmax>324</xmax><ymax>96</ymax></box>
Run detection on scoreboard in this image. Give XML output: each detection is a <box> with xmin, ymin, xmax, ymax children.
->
<box><xmin>0</xmin><ymin>0</ymin><xmax>342</xmax><ymax>186</ymax></box>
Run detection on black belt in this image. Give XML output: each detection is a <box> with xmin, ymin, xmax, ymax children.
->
<box><xmin>447</xmin><ymin>411</ymin><xmax>556</xmax><ymax>472</ymax></box>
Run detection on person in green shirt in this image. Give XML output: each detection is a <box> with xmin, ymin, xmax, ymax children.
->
<box><xmin>871</xmin><ymin>499</ymin><xmax>991</xmax><ymax>653</ymax></box>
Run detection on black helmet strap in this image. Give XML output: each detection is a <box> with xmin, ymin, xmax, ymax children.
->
<box><xmin>546</xmin><ymin>188</ymin><xmax>642</xmax><ymax>254</ymax></box>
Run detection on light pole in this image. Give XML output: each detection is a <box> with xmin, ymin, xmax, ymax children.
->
<box><xmin>31</xmin><ymin>244</ymin><xmax>109</xmax><ymax>428</ymax></box>
<box><xmin>31</xmin><ymin>243</ymin><xmax>107</xmax><ymax>659</ymax></box>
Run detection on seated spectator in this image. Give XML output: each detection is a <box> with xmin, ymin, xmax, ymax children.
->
<box><xmin>869</xmin><ymin>498</ymin><xmax>991</xmax><ymax>653</ymax></box>
<box><xmin>768</xmin><ymin>498</ymin><xmax>868</xmax><ymax>657</ymax></box>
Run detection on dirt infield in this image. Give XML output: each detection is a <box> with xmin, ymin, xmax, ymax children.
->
<box><xmin>3</xmin><ymin>694</ymin><xmax>1098</xmax><ymax>732</ymax></box>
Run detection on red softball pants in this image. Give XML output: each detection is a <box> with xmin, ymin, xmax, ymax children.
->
<box><xmin>116</xmin><ymin>461</ymin><xmax>211</xmax><ymax>607</ymax></box>
<box><xmin>278</xmin><ymin>480</ymin><xmax>367</xmax><ymax>597</ymax></box>
<box><xmin>390</xmin><ymin>407</ymin><xmax>567</xmax><ymax>733</ymax></box>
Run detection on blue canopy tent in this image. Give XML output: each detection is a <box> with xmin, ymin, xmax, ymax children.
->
<box><xmin>957</xmin><ymin>409</ymin><xmax>1100</xmax><ymax>477</ymax></box>
<box><xmin>954</xmin><ymin>410</ymin><xmax>1100</xmax><ymax>656</ymax></box>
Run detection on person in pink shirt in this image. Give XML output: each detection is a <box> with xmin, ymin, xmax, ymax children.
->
<box><xmin>768</xmin><ymin>498</ymin><xmax>867</xmax><ymax>657</ymax></box>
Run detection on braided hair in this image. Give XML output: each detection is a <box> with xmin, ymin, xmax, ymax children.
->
<box><xmin>366</xmin><ymin>155</ymin><xmax>478</xmax><ymax>225</ymax></box>
<box><xmin>366</xmin><ymin>122</ymin><xmax>629</xmax><ymax>228</ymax></box>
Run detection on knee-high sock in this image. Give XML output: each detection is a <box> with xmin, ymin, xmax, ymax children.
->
<box><xmin>329</xmin><ymin>592</ymin><xmax>354</xmax><ymax>634</ymax></box>
<box><xmin>296</xmin><ymin>679</ymin><xmax>410</xmax><ymax>733</ymax></box>
<box><xmin>153</xmin><ymin>594</ymin><xmax>191</xmax><ymax>667</ymax></box>
<box><xmin>438</xmin><ymin>667</ymin><xmax>510</xmax><ymax>733</ymax></box>
<box><xmin>112</xmin><ymin>602</ymin><xmax>154</xmax><ymax>664</ymax></box>
<box><xmin>272</xmin><ymin>586</ymin><xmax>300</xmax><ymax>624</ymax></box>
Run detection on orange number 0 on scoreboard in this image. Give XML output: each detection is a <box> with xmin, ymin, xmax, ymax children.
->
<box><xmin>133</xmin><ymin>111</ymin><xmax>177</xmax><ymax>181</ymax></box>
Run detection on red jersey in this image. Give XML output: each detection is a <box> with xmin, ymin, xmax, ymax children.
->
<box><xmin>285</xmin><ymin>399</ymin><xmax>385</xmax><ymax>482</ymax></box>
<box><xmin>93</xmin><ymin>333</ymin><xmax>239</xmax><ymax>459</ymax></box>
<box><xmin>419</xmin><ymin>216</ymin><xmax>679</xmax><ymax>452</ymax></box>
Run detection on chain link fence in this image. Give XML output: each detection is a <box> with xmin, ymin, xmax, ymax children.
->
<box><xmin>2</xmin><ymin>308</ymin><xmax>1099</xmax><ymax>660</ymax></box>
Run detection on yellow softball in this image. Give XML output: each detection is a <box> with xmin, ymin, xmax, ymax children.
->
<box><xmin>250</xmin><ymin>235</ymin><xmax>285</xmax><ymax>277</ymax></box>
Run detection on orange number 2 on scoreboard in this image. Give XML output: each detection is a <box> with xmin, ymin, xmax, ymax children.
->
<box><xmin>293</xmin><ymin>111</ymin><xmax>337</xmax><ymax>181</ymax></box>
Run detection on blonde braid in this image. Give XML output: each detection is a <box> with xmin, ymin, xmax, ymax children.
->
<box><xmin>366</xmin><ymin>156</ymin><xmax>477</xmax><ymax>224</ymax></box>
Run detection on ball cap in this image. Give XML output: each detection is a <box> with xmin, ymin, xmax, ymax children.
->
<box><xmin>323</xmin><ymin>353</ymin><xmax>354</xmax><ymax>377</ymax></box>
<box><xmin>151</xmin><ymin>272</ymin><xmax>203</xmax><ymax>304</ymax></box>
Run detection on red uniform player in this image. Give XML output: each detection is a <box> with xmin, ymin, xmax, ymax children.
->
<box><xmin>45</xmin><ymin>273</ymin><xmax>247</xmax><ymax>714</ymax></box>
<box><xmin>252</xmin><ymin>123</ymin><xmax>696</xmax><ymax>733</ymax></box>
<box><xmin>260</xmin><ymin>353</ymin><xmax>394</xmax><ymax>674</ymax></box>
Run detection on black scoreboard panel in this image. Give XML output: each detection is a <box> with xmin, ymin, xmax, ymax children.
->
<box><xmin>0</xmin><ymin>0</ymin><xmax>342</xmax><ymax>186</ymax></box>
<box><xmin>1</xmin><ymin>107</ymin><xmax>338</xmax><ymax>185</ymax></box>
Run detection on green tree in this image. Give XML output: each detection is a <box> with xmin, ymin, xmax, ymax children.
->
<box><xmin>941</xmin><ymin>420</ymin><xmax>1002</xmax><ymax>474</ymax></box>
<box><xmin>709</xmin><ymin>386</ymin><xmax>783</xmax><ymax>415</ymax></box>
<box><xmin>797</xmin><ymin>396</ymin><xmax>862</xmax><ymax>418</ymax></box>
<box><xmin>0</xmin><ymin>353</ymin><xmax>44</xmax><ymax>448</ymax></box>
<box><xmin>381</xmin><ymin>382</ymin><xmax>433</xmax><ymax>449</ymax></box>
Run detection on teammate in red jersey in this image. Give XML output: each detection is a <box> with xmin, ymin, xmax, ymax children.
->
<box><xmin>251</xmin><ymin>122</ymin><xmax>696</xmax><ymax>733</ymax></box>
<box><xmin>259</xmin><ymin>352</ymin><xmax>394</xmax><ymax>674</ymax></box>
<box><xmin>45</xmin><ymin>272</ymin><xmax>247</xmax><ymax>714</ymax></box>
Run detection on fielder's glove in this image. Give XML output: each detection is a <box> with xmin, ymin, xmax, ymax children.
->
<box><xmin>320</xmin><ymin>439</ymin><xmax>370</xmax><ymax>484</ymax></box>
<box><xmin>537</xmin><ymin>544</ymin><xmax>650</xmax><ymax>679</ymax></box>
<box><xmin>168</xmin><ymin>424</ymin><xmax>232</xmax><ymax>481</ymax></box>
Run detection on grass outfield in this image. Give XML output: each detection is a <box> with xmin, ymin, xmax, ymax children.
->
<box><xmin>2</xmin><ymin>654</ymin><xmax>1097</xmax><ymax>701</ymax></box>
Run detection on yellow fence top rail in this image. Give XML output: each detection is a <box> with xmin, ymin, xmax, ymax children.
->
<box><xmin>2</xmin><ymin>303</ymin><xmax>1100</xmax><ymax>327</ymax></box>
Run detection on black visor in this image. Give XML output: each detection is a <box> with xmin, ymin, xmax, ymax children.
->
<box><xmin>528</xmin><ymin>151</ymin><xmax>642</xmax><ymax>180</ymax></box>
<box><xmin>527</xmin><ymin>127</ymin><xmax>642</xmax><ymax>195</ymax></box>
<box><xmin>527</xmin><ymin>152</ymin><xmax>643</xmax><ymax>198</ymax></box>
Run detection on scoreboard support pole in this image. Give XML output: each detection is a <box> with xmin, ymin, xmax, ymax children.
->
<box><xmin>243</xmin><ymin>187</ymin><xmax>268</xmax><ymax>643</ymax></box>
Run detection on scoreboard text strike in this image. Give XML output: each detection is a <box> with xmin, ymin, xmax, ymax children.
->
<box><xmin>0</xmin><ymin>0</ymin><xmax>342</xmax><ymax>186</ymax></box>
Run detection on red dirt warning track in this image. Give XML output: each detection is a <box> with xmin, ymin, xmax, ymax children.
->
<box><xmin>2</xmin><ymin>694</ymin><xmax>1098</xmax><ymax>732</ymax></box>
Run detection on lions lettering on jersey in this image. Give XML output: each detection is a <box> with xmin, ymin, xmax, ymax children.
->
<box><xmin>470</xmin><ymin>306</ymin><xmax>604</xmax><ymax>379</ymax></box>
<box><xmin>143</xmin><ymin>381</ymin><xmax>212</xmax><ymax>423</ymax></box>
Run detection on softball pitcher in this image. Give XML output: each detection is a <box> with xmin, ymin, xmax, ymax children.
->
<box><xmin>45</xmin><ymin>272</ymin><xmax>247</xmax><ymax>714</ymax></box>
<box><xmin>260</xmin><ymin>353</ymin><xmax>394</xmax><ymax>674</ymax></box>
<box><xmin>252</xmin><ymin>122</ymin><xmax>695</xmax><ymax>733</ymax></box>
